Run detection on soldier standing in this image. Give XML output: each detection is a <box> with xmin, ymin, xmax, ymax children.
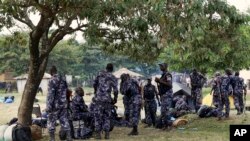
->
<box><xmin>120</xmin><ymin>73</ymin><xmax>130</xmax><ymax>122</ymax></box>
<box><xmin>93</xmin><ymin>63</ymin><xmax>118</xmax><ymax>139</ymax></box>
<box><xmin>46</xmin><ymin>66</ymin><xmax>72</xmax><ymax>141</ymax></box>
<box><xmin>232</xmin><ymin>71</ymin><xmax>246</xmax><ymax>115</ymax></box>
<box><xmin>155</xmin><ymin>63</ymin><xmax>173</xmax><ymax>130</ymax></box>
<box><xmin>211</xmin><ymin>72</ymin><xmax>221</xmax><ymax>108</ymax></box>
<box><xmin>143</xmin><ymin>78</ymin><xmax>160</xmax><ymax>127</ymax></box>
<box><xmin>190</xmin><ymin>69</ymin><xmax>206</xmax><ymax>112</ymax></box>
<box><xmin>120</xmin><ymin>73</ymin><xmax>142</xmax><ymax>135</ymax></box>
<box><xmin>218</xmin><ymin>69</ymin><xmax>233</xmax><ymax>120</ymax></box>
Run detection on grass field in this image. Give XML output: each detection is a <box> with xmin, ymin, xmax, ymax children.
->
<box><xmin>1</xmin><ymin>87</ymin><xmax>250</xmax><ymax>141</ymax></box>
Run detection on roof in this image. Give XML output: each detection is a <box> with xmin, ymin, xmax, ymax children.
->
<box><xmin>113</xmin><ymin>68</ymin><xmax>143</xmax><ymax>78</ymax></box>
<box><xmin>14</xmin><ymin>73</ymin><xmax>51</xmax><ymax>80</ymax></box>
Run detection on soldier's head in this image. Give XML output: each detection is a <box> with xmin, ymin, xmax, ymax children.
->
<box><xmin>106</xmin><ymin>63</ymin><xmax>114</xmax><ymax>72</ymax></box>
<box><xmin>225</xmin><ymin>68</ymin><xmax>232</xmax><ymax>75</ymax></box>
<box><xmin>75</xmin><ymin>87</ymin><xmax>84</xmax><ymax>96</ymax></box>
<box><xmin>147</xmin><ymin>78</ymin><xmax>152</xmax><ymax>84</ymax></box>
<box><xmin>192</xmin><ymin>68</ymin><xmax>198</xmax><ymax>74</ymax></box>
<box><xmin>121</xmin><ymin>73</ymin><xmax>130</xmax><ymax>82</ymax></box>
<box><xmin>49</xmin><ymin>65</ymin><xmax>57</xmax><ymax>76</ymax></box>
<box><xmin>158</xmin><ymin>63</ymin><xmax>168</xmax><ymax>72</ymax></box>
<box><xmin>235</xmin><ymin>71</ymin><xmax>240</xmax><ymax>76</ymax></box>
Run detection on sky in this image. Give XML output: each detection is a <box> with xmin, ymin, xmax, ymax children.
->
<box><xmin>227</xmin><ymin>0</ymin><xmax>250</xmax><ymax>12</ymax></box>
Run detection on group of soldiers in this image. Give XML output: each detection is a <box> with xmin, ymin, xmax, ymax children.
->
<box><xmin>210</xmin><ymin>69</ymin><xmax>247</xmax><ymax>120</ymax></box>
<box><xmin>45</xmin><ymin>63</ymin><xmax>247</xmax><ymax>141</ymax></box>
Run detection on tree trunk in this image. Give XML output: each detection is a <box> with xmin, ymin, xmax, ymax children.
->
<box><xmin>17</xmin><ymin>53</ymin><xmax>48</xmax><ymax>126</ymax></box>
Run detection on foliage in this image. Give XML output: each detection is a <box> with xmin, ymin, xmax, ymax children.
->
<box><xmin>156</xmin><ymin>0</ymin><xmax>250</xmax><ymax>73</ymax></box>
<box><xmin>0</xmin><ymin>32</ymin><xmax>29</xmax><ymax>75</ymax></box>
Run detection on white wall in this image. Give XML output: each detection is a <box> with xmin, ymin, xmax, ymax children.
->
<box><xmin>16</xmin><ymin>78</ymin><xmax>50</xmax><ymax>94</ymax></box>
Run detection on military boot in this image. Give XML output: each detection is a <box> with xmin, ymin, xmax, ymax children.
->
<box><xmin>128</xmin><ymin>126</ymin><xmax>138</xmax><ymax>136</ymax></box>
<box><xmin>105</xmin><ymin>131</ymin><xmax>110</xmax><ymax>139</ymax></box>
<box><xmin>95</xmin><ymin>132</ymin><xmax>102</xmax><ymax>139</ymax></box>
<box><xmin>66</xmin><ymin>130</ymin><xmax>72</xmax><ymax>141</ymax></box>
<box><xmin>49</xmin><ymin>132</ymin><xmax>55</xmax><ymax>141</ymax></box>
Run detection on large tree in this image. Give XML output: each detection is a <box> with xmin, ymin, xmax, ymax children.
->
<box><xmin>156</xmin><ymin>0</ymin><xmax>250</xmax><ymax>73</ymax></box>
<box><xmin>0</xmin><ymin>0</ymin><xmax>249</xmax><ymax>126</ymax></box>
<box><xmin>0</xmin><ymin>0</ymin><xmax>160</xmax><ymax>126</ymax></box>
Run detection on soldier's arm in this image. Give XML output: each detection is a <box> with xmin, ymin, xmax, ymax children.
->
<box><xmin>112</xmin><ymin>76</ymin><xmax>119</xmax><ymax>104</ymax></box>
<box><xmin>158</xmin><ymin>74</ymin><xmax>172</xmax><ymax>88</ymax></box>
<box><xmin>93</xmin><ymin>75</ymin><xmax>99</xmax><ymax>94</ymax></box>
<box><xmin>46</xmin><ymin>80</ymin><xmax>56</xmax><ymax>112</ymax></box>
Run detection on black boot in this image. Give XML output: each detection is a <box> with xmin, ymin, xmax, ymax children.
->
<box><xmin>96</xmin><ymin>132</ymin><xmax>101</xmax><ymax>139</ymax></box>
<box><xmin>128</xmin><ymin>126</ymin><xmax>138</xmax><ymax>136</ymax></box>
<box><xmin>49</xmin><ymin>132</ymin><xmax>55</xmax><ymax>141</ymax></box>
<box><xmin>105</xmin><ymin>131</ymin><xmax>110</xmax><ymax>139</ymax></box>
<box><xmin>66</xmin><ymin>130</ymin><xmax>72</xmax><ymax>141</ymax></box>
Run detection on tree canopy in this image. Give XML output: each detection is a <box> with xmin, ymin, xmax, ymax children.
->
<box><xmin>0</xmin><ymin>0</ymin><xmax>250</xmax><ymax>125</ymax></box>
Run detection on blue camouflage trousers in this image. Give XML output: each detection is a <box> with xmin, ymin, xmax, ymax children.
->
<box><xmin>218</xmin><ymin>93</ymin><xmax>230</xmax><ymax>117</ymax></box>
<box><xmin>191</xmin><ymin>88</ymin><xmax>202</xmax><ymax>111</ymax></box>
<box><xmin>47</xmin><ymin>108</ymin><xmax>70</xmax><ymax>133</ymax></box>
<box><xmin>129</xmin><ymin>94</ymin><xmax>142</xmax><ymax>127</ymax></box>
<box><xmin>94</xmin><ymin>102</ymin><xmax>111</xmax><ymax>132</ymax></box>
<box><xmin>233</xmin><ymin>93</ymin><xmax>244</xmax><ymax>112</ymax></box>
<box><xmin>160</xmin><ymin>93</ymin><xmax>173</xmax><ymax>125</ymax></box>
<box><xmin>212</xmin><ymin>95</ymin><xmax>220</xmax><ymax>108</ymax></box>
<box><xmin>123</xmin><ymin>95</ymin><xmax>130</xmax><ymax>121</ymax></box>
<box><xmin>144</xmin><ymin>99</ymin><xmax>157</xmax><ymax>125</ymax></box>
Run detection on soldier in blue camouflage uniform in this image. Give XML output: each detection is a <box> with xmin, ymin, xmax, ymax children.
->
<box><xmin>143</xmin><ymin>78</ymin><xmax>160</xmax><ymax>127</ymax></box>
<box><xmin>46</xmin><ymin>66</ymin><xmax>72</xmax><ymax>141</ymax></box>
<box><xmin>93</xmin><ymin>63</ymin><xmax>118</xmax><ymax>139</ymax></box>
<box><xmin>71</xmin><ymin>87</ymin><xmax>93</xmax><ymax>127</ymax></box>
<box><xmin>174</xmin><ymin>95</ymin><xmax>190</xmax><ymax>117</ymax></box>
<box><xmin>211</xmin><ymin>72</ymin><xmax>221</xmax><ymax>108</ymax></box>
<box><xmin>218</xmin><ymin>69</ymin><xmax>233</xmax><ymax>120</ymax></box>
<box><xmin>120</xmin><ymin>73</ymin><xmax>142</xmax><ymax>135</ymax></box>
<box><xmin>232</xmin><ymin>71</ymin><xmax>247</xmax><ymax>115</ymax></box>
<box><xmin>190</xmin><ymin>69</ymin><xmax>206</xmax><ymax>112</ymax></box>
<box><xmin>155</xmin><ymin>63</ymin><xmax>173</xmax><ymax>130</ymax></box>
<box><xmin>120</xmin><ymin>73</ymin><xmax>130</xmax><ymax>122</ymax></box>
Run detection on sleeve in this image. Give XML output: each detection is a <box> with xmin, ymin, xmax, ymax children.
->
<box><xmin>46</xmin><ymin>79</ymin><xmax>56</xmax><ymax>112</ymax></box>
<box><xmin>164</xmin><ymin>73</ymin><xmax>172</xmax><ymax>82</ymax></box>
<box><xmin>93</xmin><ymin>75</ymin><xmax>99</xmax><ymax>93</ymax></box>
<box><xmin>111</xmin><ymin>76</ymin><xmax>118</xmax><ymax>98</ymax></box>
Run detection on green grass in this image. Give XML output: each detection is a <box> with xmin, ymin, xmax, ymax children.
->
<box><xmin>1</xmin><ymin>87</ymin><xmax>250</xmax><ymax>141</ymax></box>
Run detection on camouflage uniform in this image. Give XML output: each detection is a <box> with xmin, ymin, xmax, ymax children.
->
<box><xmin>158</xmin><ymin>71</ymin><xmax>173</xmax><ymax>126</ymax></box>
<box><xmin>71</xmin><ymin>94</ymin><xmax>88</xmax><ymax>120</ymax></box>
<box><xmin>46</xmin><ymin>74</ymin><xmax>70</xmax><ymax>133</ymax></box>
<box><xmin>190</xmin><ymin>72</ymin><xmax>206</xmax><ymax>112</ymax></box>
<box><xmin>120</xmin><ymin>80</ymin><xmax>130</xmax><ymax>121</ymax></box>
<box><xmin>143</xmin><ymin>84</ymin><xmax>157</xmax><ymax>126</ymax></box>
<box><xmin>175</xmin><ymin>97</ymin><xmax>189</xmax><ymax>111</ymax></box>
<box><xmin>218</xmin><ymin>75</ymin><xmax>233</xmax><ymax>118</ymax></box>
<box><xmin>232</xmin><ymin>76</ymin><xmax>245</xmax><ymax>113</ymax></box>
<box><xmin>93</xmin><ymin>70</ymin><xmax>118</xmax><ymax>132</ymax></box>
<box><xmin>120</xmin><ymin>78</ymin><xmax>142</xmax><ymax>127</ymax></box>
<box><xmin>211</xmin><ymin>76</ymin><xmax>221</xmax><ymax>108</ymax></box>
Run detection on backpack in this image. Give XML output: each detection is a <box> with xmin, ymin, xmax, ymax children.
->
<box><xmin>12</xmin><ymin>124</ymin><xmax>32</xmax><ymax>141</ymax></box>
